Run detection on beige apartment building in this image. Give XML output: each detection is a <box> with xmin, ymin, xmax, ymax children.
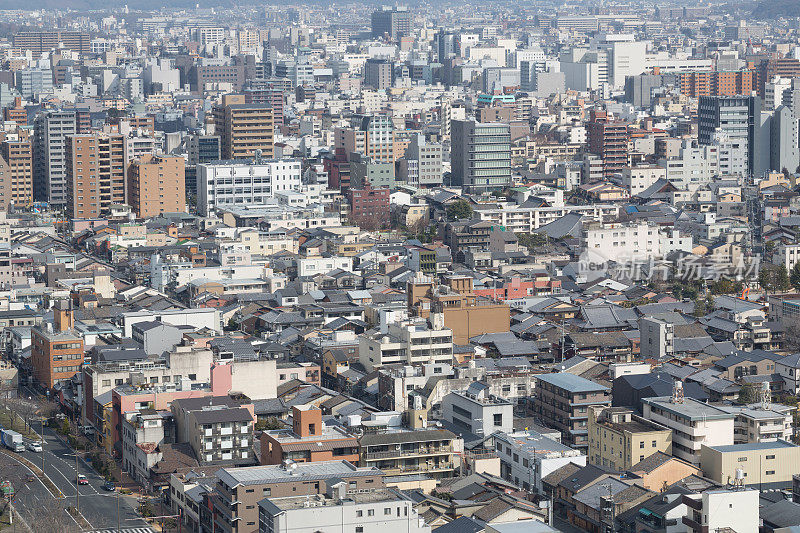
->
<box><xmin>588</xmin><ymin>406</ymin><xmax>672</xmax><ymax>470</ymax></box>
<box><xmin>66</xmin><ymin>133</ymin><xmax>127</xmax><ymax>219</ymax></box>
<box><xmin>128</xmin><ymin>154</ymin><xmax>185</xmax><ymax>218</ymax></box>
<box><xmin>700</xmin><ymin>440</ymin><xmax>800</xmax><ymax>490</ymax></box>
<box><xmin>212</xmin><ymin>94</ymin><xmax>274</xmax><ymax>160</ymax></box>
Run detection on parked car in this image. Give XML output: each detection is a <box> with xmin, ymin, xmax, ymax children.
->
<box><xmin>77</xmin><ymin>474</ymin><xmax>89</xmax><ymax>485</ymax></box>
<box><xmin>27</xmin><ymin>441</ymin><xmax>42</xmax><ymax>452</ymax></box>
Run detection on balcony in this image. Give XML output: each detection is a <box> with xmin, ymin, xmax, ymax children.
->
<box><xmin>363</xmin><ymin>445</ymin><xmax>453</xmax><ymax>460</ymax></box>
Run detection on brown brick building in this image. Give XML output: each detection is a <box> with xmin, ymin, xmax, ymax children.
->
<box><xmin>407</xmin><ymin>274</ymin><xmax>510</xmax><ymax>344</ymax></box>
<box><xmin>65</xmin><ymin>134</ymin><xmax>127</xmax><ymax>219</ymax></box>
<box><xmin>204</xmin><ymin>460</ymin><xmax>385</xmax><ymax>533</ymax></box>
<box><xmin>31</xmin><ymin>301</ymin><xmax>84</xmax><ymax>389</ymax></box>
<box><xmin>587</xmin><ymin>109</ymin><xmax>629</xmax><ymax>179</ymax></box>
<box><xmin>260</xmin><ymin>406</ymin><xmax>359</xmax><ymax>465</ymax></box>
<box><xmin>211</xmin><ymin>94</ymin><xmax>274</xmax><ymax>160</ymax></box>
<box><xmin>13</xmin><ymin>31</ymin><xmax>90</xmax><ymax>55</ymax></box>
<box><xmin>127</xmin><ymin>154</ymin><xmax>185</xmax><ymax>218</ymax></box>
<box><xmin>0</xmin><ymin>135</ymin><xmax>33</xmax><ymax>208</ymax></box>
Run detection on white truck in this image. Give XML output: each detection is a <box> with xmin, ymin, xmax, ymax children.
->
<box><xmin>1</xmin><ymin>429</ymin><xmax>24</xmax><ymax>452</ymax></box>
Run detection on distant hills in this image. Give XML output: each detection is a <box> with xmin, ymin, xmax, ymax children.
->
<box><xmin>751</xmin><ymin>0</ymin><xmax>800</xmax><ymax>19</ymax></box>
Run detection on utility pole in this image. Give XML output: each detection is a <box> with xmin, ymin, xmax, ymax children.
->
<box><xmin>74</xmin><ymin>411</ymin><xmax>79</xmax><ymax>518</ymax></box>
<box><xmin>40</xmin><ymin>418</ymin><xmax>44</xmax><ymax>476</ymax></box>
<box><xmin>116</xmin><ymin>482</ymin><xmax>120</xmax><ymax>533</ymax></box>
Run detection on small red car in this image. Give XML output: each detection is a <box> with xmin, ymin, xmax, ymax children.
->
<box><xmin>77</xmin><ymin>474</ymin><xmax>88</xmax><ymax>485</ymax></box>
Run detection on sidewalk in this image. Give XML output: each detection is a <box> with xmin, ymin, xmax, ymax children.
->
<box><xmin>0</xmin><ymin>410</ymin><xmax>40</xmax><ymax>441</ymax></box>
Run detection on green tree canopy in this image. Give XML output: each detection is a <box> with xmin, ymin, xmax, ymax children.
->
<box><xmin>446</xmin><ymin>199</ymin><xmax>473</xmax><ymax>221</ymax></box>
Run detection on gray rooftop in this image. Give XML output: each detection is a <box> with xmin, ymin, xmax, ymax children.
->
<box><xmin>216</xmin><ymin>460</ymin><xmax>381</xmax><ymax>487</ymax></box>
<box><xmin>642</xmin><ymin>397</ymin><xmax>735</xmax><ymax>422</ymax></box>
<box><xmin>706</xmin><ymin>439</ymin><xmax>798</xmax><ymax>453</ymax></box>
<box><xmin>535</xmin><ymin>372</ymin><xmax>609</xmax><ymax>393</ymax></box>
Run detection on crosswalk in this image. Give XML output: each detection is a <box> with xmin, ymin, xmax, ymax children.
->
<box><xmin>89</xmin><ymin>527</ymin><xmax>156</xmax><ymax>533</ymax></box>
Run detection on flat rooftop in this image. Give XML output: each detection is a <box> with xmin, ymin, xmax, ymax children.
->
<box><xmin>217</xmin><ymin>460</ymin><xmax>382</xmax><ymax>487</ymax></box>
<box><xmin>260</xmin><ymin>488</ymin><xmax>402</xmax><ymax>512</ymax></box>
<box><xmin>495</xmin><ymin>430</ymin><xmax>579</xmax><ymax>457</ymax></box>
<box><xmin>643</xmin><ymin>397</ymin><xmax>735</xmax><ymax>422</ymax></box>
<box><xmin>706</xmin><ymin>439</ymin><xmax>798</xmax><ymax>453</ymax></box>
<box><xmin>536</xmin><ymin>372</ymin><xmax>609</xmax><ymax>393</ymax></box>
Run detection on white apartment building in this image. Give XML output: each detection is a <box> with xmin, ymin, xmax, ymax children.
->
<box><xmin>774</xmin><ymin>243</ymin><xmax>800</xmax><ymax>270</ymax></box>
<box><xmin>198</xmin><ymin>160</ymin><xmax>303</xmax><ymax>216</ymax></box>
<box><xmin>258</xmin><ymin>487</ymin><xmax>431</xmax><ymax>533</ymax></box>
<box><xmin>494</xmin><ymin>430</ymin><xmax>587</xmax><ymax>493</ymax></box>
<box><xmin>718</xmin><ymin>403</ymin><xmax>795</xmax><ymax>444</ymax></box>
<box><xmin>359</xmin><ymin>318</ymin><xmax>453</xmax><ymax>372</ymax></box>
<box><xmin>296</xmin><ymin>256</ymin><xmax>353</xmax><ymax>277</ymax></box>
<box><xmin>474</xmin><ymin>204</ymin><xmax>619</xmax><ymax>232</ymax></box>
<box><xmin>659</xmin><ymin>228</ymin><xmax>693</xmax><ymax>255</ymax></box>
<box><xmin>583</xmin><ymin>222</ymin><xmax>662</xmax><ymax>263</ymax></box>
<box><xmin>441</xmin><ymin>382</ymin><xmax>513</xmax><ymax>437</ymax></box>
<box><xmin>642</xmin><ymin>396</ymin><xmax>734</xmax><ymax>465</ymax></box>
<box><xmin>621</xmin><ymin>165</ymin><xmax>666</xmax><ymax>195</ymax></box>
<box><xmin>683</xmin><ymin>489</ymin><xmax>759</xmax><ymax>533</ymax></box>
<box><xmin>659</xmin><ymin>143</ymin><xmax>720</xmax><ymax>191</ymax></box>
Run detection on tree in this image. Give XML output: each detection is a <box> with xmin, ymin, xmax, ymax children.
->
<box><xmin>516</xmin><ymin>232</ymin><xmax>548</xmax><ymax>252</ymax></box>
<box><xmin>446</xmin><ymin>199</ymin><xmax>472</xmax><ymax>221</ymax></box>
<box><xmin>778</xmin><ymin>264</ymin><xmax>791</xmax><ymax>292</ymax></box>
<box><xmin>710</xmin><ymin>278</ymin><xmax>742</xmax><ymax>295</ymax></box>
<box><xmin>791</xmin><ymin>262</ymin><xmax>800</xmax><ymax>291</ymax></box>
<box><xmin>738</xmin><ymin>383</ymin><xmax>758</xmax><ymax>405</ymax></box>
<box><xmin>692</xmin><ymin>294</ymin><xmax>714</xmax><ymax>317</ymax></box>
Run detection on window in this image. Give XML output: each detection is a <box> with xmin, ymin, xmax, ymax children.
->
<box><xmin>652</xmin><ymin>440</ymin><xmax>657</xmax><ymax>447</ymax></box>
<box><xmin>493</xmin><ymin>413</ymin><xmax>503</xmax><ymax>426</ymax></box>
<box><xmin>766</xmin><ymin>455</ymin><xmax>776</xmax><ymax>459</ymax></box>
<box><xmin>385</xmin><ymin>508</ymin><xmax>392</xmax><ymax>515</ymax></box>
<box><xmin>766</xmin><ymin>470</ymin><xmax>775</xmax><ymax>475</ymax></box>
<box><xmin>356</xmin><ymin>511</ymin><xmax>363</xmax><ymax>517</ymax></box>
<box><xmin>640</xmin><ymin>442</ymin><xmax>644</xmax><ymax>449</ymax></box>
<box><xmin>738</xmin><ymin>457</ymin><xmax>748</xmax><ymax>462</ymax></box>
<box><xmin>367</xmin><ymin>509</ymin><xmax>374</xmax><ymax>517</ymax></box>
<box><xmin>356</xmin><ymin>528</ymin><xmax>363</xmax><ymax>533</ymax></box>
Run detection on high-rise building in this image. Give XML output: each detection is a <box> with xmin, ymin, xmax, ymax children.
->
<box><xmin>13</xmin><ymin>31</ymin><xmax>90</xmax><ymax>55</ymax></box>
<box><xmin>65</xmin><ymin>134</ymin><xmax>127</xmax><ymax>219</ymax></box>
<box><xmin>334</xmin><ymin>115</ymin><xmax>395</xmax><ymax>164</ymax></box>
<box><xmin>211</xmin><ymin>94</ymin><xmax>274</xmax><ymax>160</ymax></box>
<box><xmin>371</xmin><ymin>7</ymin><xmax>412</xmax><ymax>41</ymax></box>
<box><xmin>0</xmin><ymin>137</ymin><xmax>33</xmax><ymax>208</ymax></box>
<box><xmin>698</xmin><ymin>95</ymin><xmax>760</xmax><ymax>176</ymax></box>
<box><xmin>677</xmin><ymin>70</ymin><xmax>758</xmax><ymax>98</ymax></box>
<box><xmin>128</xmin><ymin>154</ymin><xmax>185</xmax><ymax>218</ymax></box>
<box><xmin>364</xmin><ymin>58</ymin><xmax>392</xmax><ymax>90</ymax></box>
<box><xmin>185</xmin><ymin>135</ymin><xmax>222</xmax><ymax>202</ymax></box>
<box><xmin>587</xmin><ymin>109</ymin><xmax>629</xmax><ymax>180</ymax></box>
<box><xmin>451</xmin><ymin>119</ymin><xmax>511</xmax><ymax>192</ymax></box>
<box><xmin>771</xmin><ymin>105</ymin><xmax>800</xmax><ymax>174</ymax></box>
<box><xmin>243</xmin><ymin>78</ymin><xmax>288</xmax><ymax>126</ymax></box>
<box><xmin>33</xmin><ymin>110</ymin><xmax>76</xmax><ymax>207</ymax></box>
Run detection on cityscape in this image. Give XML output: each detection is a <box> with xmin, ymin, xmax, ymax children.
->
<box><xmin>0</xmin><ymin>1</ymin><xmax>800</xmax><ymax>533</ymax></box>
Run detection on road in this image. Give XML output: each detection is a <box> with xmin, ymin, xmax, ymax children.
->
<box><xmin>38</xmin><ymin>426</ymin><xmax>154</xmax><ymax>531</ymax></box>
<box><xmin>0</xmin><ymin>423</ymin><xmax>155</xmax><ymax>532</ymax></box>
